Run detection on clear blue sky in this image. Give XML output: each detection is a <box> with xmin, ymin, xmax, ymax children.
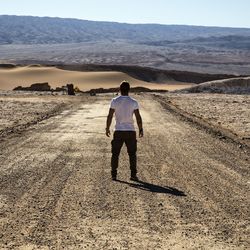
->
<box><xmin>1</xmin><ymin>0</ymin><xmax>250</xmax><ymax>28</ymax></box>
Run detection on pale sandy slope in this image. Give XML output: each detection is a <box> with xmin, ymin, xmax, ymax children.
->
<box><xmin>178</xmin><ymin>77</ymin><xmax>250</xmax><ymax>94</ymax></box>
<box><xmin>0</xmin><ymin>66</ymin><xmax>194</xmax><ymax>91</ymax></box>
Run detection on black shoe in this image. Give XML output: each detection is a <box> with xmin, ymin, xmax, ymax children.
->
<box><xmin>130</xmin><ymin>176</ymin><xmax>139</xmax><ymax>181</ymax></box>
<box><xmin>112</xmin><ymin>176</ymin><xmax>117</xmax><ymax>181</ymax></box>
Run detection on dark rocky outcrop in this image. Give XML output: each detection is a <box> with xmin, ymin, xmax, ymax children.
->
<box><xmin>0</xmin><ymin>63</ymin><xmax>16</xmax><ymax>69</ymax></box>
<box><xmin>13</xmin><ymin>82</ymin><xmax>51</xmax><ymax>91</ymax></box>
<box><xmin>66</xmin><ymin>84</ymin><xmax>75</xmax><ymax>95</ymax></box>
<box><xmin>86</xmin><ymin>86</ymin><xmax>167</xmax><ymax>94</ymax></box>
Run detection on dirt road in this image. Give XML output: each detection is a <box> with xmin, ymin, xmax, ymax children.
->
<box><xmin>0</xmin><ymin>95</ymin><xmax>249</xmax><ymax>249</ymax></box>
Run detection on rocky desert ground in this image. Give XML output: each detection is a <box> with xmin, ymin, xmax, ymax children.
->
<box><xmin>0</xmin><ymin>91</ymin><xmax>249</xmax><ymax>249</ymax></box>
<box><xmin>159</xmin><ymin>93</ymin><xmax>250</xmax><ymax>145</ymax></box>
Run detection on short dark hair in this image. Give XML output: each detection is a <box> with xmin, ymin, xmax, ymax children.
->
<box><xmin>120</xmin><ymin>81</ymin><xmax>130</xmax><ymax>94</ymax></box>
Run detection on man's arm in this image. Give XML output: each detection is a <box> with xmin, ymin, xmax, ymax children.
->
<box><xmin>134</xmin><ymin>109</ymin><xmax>143</xmax><ymax>137</ymax></box>
<box><xmin>106</xmin><ymin>108</ymin><xmax>115</xmax><ymax>137</ymax></box>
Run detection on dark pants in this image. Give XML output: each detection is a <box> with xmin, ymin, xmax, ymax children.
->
<box><xmin>111</xmin><ymin>131</ymin><xmax>137</xmax><ymax>177</ymax></box>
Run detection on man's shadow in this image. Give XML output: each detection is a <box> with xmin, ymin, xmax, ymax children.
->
<box><xmin>116</xmin><ymin>179</ymin><xmax>186</xmax><ymax>196</ymax></box>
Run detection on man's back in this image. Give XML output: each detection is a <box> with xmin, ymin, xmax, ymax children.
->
<box><xmin>111</xmin><ymin>95</ymin><xmax>139</xmax><ymax>131</ymax></box>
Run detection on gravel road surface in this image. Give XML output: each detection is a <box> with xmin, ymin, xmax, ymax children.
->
<box><xmin>0</xmin><ymin>95</ymin><xmax>249</xmax><ymax>249</ymax></box>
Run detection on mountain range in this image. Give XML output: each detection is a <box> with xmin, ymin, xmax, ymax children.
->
<box><xmin>1</xmin><ymin>15</ymin><xmax>250</xmax><ymax>45</ymax></box>
<box><xmin>1</xmin><ymin>15</ymin><xmax>250</xmax><ymax>75</ymax></box>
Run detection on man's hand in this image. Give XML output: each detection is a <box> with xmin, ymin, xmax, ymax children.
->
<box><xmin>134</xmin><ymin>109</ymin><xmax>143</xmax><ymax>138</ymax></box>
<box><xmin>106</xmin><ymin>108</ymin><xmax>114</xmax><ymax>137</ymax></box>
<box><xmin>139</xmin><ymin>128</ymin><xmax>144</xmax><ymax>138</ymax></box>
<box><xmin>106</xmin><ymin>128</ymin><xmax>111</xmax><ymax>137</ymax></box>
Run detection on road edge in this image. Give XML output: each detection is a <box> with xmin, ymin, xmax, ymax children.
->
<box><xmin>154</xmin><ymin>94</ymin><xmax>250</xmax><ymax>153</ymax></box>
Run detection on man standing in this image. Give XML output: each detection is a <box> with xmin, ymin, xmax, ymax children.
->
<box><xmin>106</xmin><ymin>81</ymin><xmax>143</xmax><ymax>181</ymax></box>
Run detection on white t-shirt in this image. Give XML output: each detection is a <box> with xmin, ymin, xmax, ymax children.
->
<box><xmin>110</xmin><ymin>95</ymin><xmax>139</xmax><ymax>131</ymax></box>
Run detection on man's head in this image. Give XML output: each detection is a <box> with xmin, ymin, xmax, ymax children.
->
<box><xmin>120</xmin><ymin>81</ymin><xmax>130</xmax><ymax>95</ymax></box>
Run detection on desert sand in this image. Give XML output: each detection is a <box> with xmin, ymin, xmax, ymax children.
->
<box><xmin>0</xmin><ymin>92</ymin><xmax>249</xmax><ymax>249</ymax></box>
<box><xmin>0</xmin><ymin>66</ymin><xmax>194</xmax><ymax>91</ymax></box>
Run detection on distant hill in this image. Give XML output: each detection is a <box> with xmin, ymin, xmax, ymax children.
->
<box><xmin>176</xmin><ymin>77</ymin><xmax>250</xmax><ymax>94</ymax></box>
<box><xmin>1</xmin><ymin>15</ymin><xmax>250</xmax><ymax>45</ymax></box>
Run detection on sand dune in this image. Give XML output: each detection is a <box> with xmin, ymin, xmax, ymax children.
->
<box><xmin>0</xmin><ymin>66</ymin><xmax>194</xmax><ymax>91</ymax></box>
